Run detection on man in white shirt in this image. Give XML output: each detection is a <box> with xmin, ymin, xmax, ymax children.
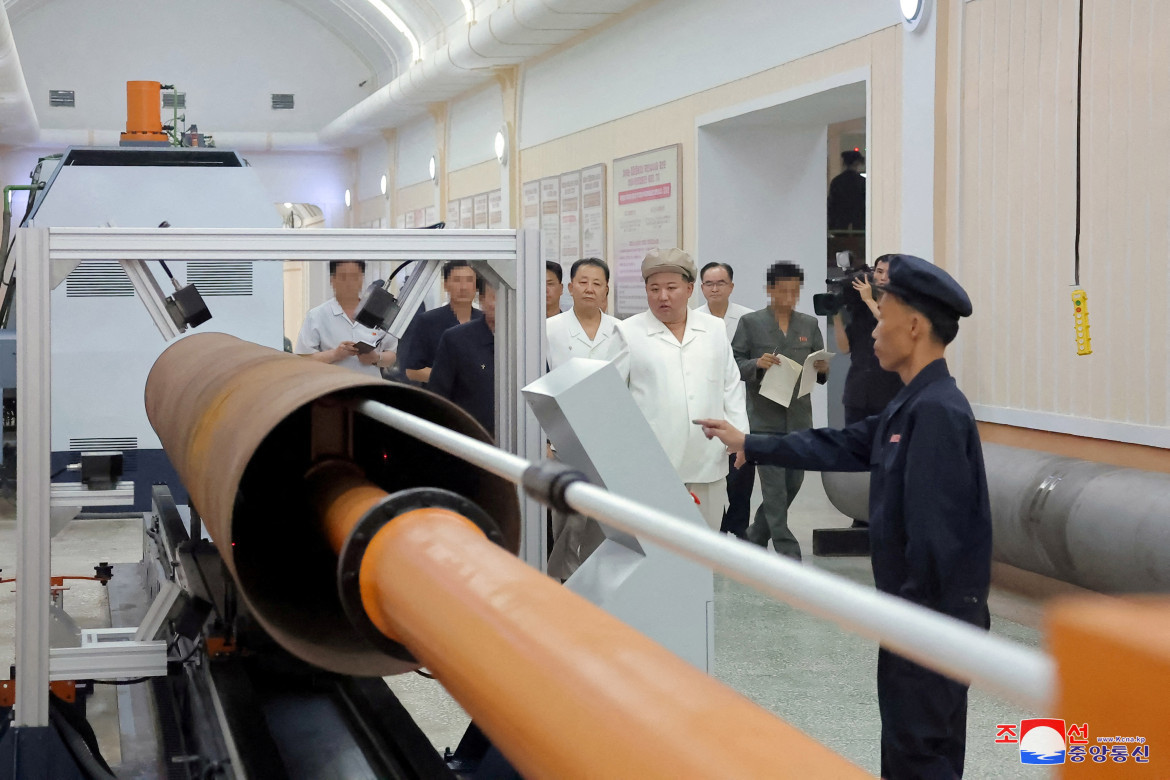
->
<box><xmin>295</xmin><ymin>260</ymin><xmax>397</xmax><ymax>377</ymax></box>
<box><xmin>695</xmin><ymin>261</ymin><xmax>755</xmax><ymax>539</ymax></box>
<box><xmin>615</xmin><ymin>248</ymin><xmax>748</xmax><ymax>531</ymax></box>
<box><xmin>695</xmin><ymin>261</ymin><xmax>753</xmax><ymax>340</ymax></box>
<box><xmin>546</xmin><ymin>258</ymin><xmax>621</xmax><ymax>370</ymax></box>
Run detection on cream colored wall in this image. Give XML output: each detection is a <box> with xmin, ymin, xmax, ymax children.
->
<box><xmin>448</xmin><ymin>159</ymin><xmax>500</xmax><ymax>203</ymax></box>
<box><xmin>396</xmin><ymin>180</ymin><xmax>436</xmax><ymax>218</ymax></box>
<box><xmin>945</xmin><ymin>0</ymin><xmax>1169</xmax><ymax>435</ymax></box>
<box><xmin>519</xmin><ymin>28</ymin><xmax>903</xmax><ymax>268</ymax></box>
<box><xmin>354</xmin><ymin>195</ymin><xmax>388</xmax><ymax>227</ymax></box>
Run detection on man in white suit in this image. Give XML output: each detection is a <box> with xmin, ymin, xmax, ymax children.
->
<box><xmin>545</xmin><ymin>258</ymin><xmax>621</xmax><ymax>370</ymax></box>
<box><xmin>615</xmin><ymin>248</ymin><xmax>748</xmax><ymax>531</ymax></box>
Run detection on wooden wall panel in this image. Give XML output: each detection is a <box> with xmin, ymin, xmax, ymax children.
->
<box><xmin>951</xmin><ymin>0</ymin><xmax>1169</xmax><ymax>435</ymax></box>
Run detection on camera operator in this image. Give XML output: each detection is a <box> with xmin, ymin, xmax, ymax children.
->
<box><xmin>835</xmin><ymin>255</ymin><xmax>903</xmax><ymax>426</ymax></box>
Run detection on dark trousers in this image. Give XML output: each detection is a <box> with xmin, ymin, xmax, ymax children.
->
<box><xmin>720</xmin><ymin>454</ymin><xmax>754</xmax><ymax>538</ymax></box>
<box><xmin>746</xmin><ymin>464</ymin><xmax>804</xmax><ymax>559</ymax></box>
<box><xmin>877</xmin><ymin>649</ymin><xmax>969</xmax><ymax>779</ymax></box>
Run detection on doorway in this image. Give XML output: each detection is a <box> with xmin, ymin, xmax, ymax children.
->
<box><xmin>697</xmin><ymin>79</ymin><xmax>866</xmax><ymax>428</ymax></box>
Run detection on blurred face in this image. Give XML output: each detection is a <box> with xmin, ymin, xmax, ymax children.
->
<box><xmin>546</xmin><ymin>270</ymin><xmax>563</xmax><ymax>315</ymax></box>
<box><xmin>766</xmin><ymin>278</ymin><xmax>801</xmax><ymax>314</ymax></box>
<box><xmin>700</xmin><ymin>266</ymin><xmax>733</xmax><ymax>306</ymax></box>
<box><xmin>872</xmin><ymin>293</ymin><xmax>915</xmax><ymax>373</ymax></box>
<box><xmin>873</xmin><ymin>259</ymin><xmax>890</xmax><ymax>286</ymax></box>
<box><xmin>330</xmin><ymin>262</ymin><xmax>364</xmax><ymax>302</ymax></box>
<box><xmin>445</xmin><ymin>266</ymin><xmax>478</xmax><ymax>305</ymax></box>
<box><xmin>570</xmin><ymin>264</ymin><xmax>609</xmax><ymax>311</ymax></box>
<box><xmin>481</xmin><ymin>284</ymin><xmax>497</xmax><ymax>330</ymax></box>
<box><xmin>645</xmin><ymin>271</ymin><xmax>693</xmax><ymax>325</ymax></box>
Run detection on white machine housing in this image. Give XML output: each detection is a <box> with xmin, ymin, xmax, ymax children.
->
<box><xmin>23</xmin><ymin>147</ymin><xmax>283</xmax><ymax>507</ymax></box>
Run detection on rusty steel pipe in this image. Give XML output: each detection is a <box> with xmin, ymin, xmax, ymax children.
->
<box><xmin>144</xmin><ymin>333</ymin><xmax>519</xmax><ymax>676</ymax></box>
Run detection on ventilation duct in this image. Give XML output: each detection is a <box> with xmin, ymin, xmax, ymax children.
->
<box><xmin>271</xmin><ymin>93</ymin><xmax>295</xmax><ymax>110</ymax></box>
<box><xmin>319</xmin><ymin>0</ymin><xmax>646</xmax><ymax>146</ymax></box>
<box><xmin>49</xmin><ymin>89</ymin><xmax>74</xmax><ymax>107</ymax></box>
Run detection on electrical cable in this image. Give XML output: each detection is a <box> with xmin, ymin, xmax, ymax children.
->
<box><xmin>81</xmin><ymin>677</ymin><xmax>150</xmax><ymax>686</ymax></box>
<box><xmin>1074</xmin><ymin>0</ymin><xmax>1084</xmax><ymax>286</ymax></box>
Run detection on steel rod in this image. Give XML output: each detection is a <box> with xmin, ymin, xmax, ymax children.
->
<box><xmin>352</xmin><ymin>398</ymin><xmax>1056</xmax><ymax>712</ymax></box>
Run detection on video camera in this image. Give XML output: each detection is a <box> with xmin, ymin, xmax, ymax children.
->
<box><xmin>813</xmin><ymin>251</ymin><xmax>871</xmax><ymax>317</ymax></box>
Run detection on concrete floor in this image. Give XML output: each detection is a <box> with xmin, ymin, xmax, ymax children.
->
<box><xmin>0</xmin><ymin>478</ymin><xmax>1076</xmax><ymax>778</ymax></box>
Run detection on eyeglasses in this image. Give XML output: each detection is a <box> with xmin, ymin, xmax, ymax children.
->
<box><xmin>702</xmin><ymin>280</ymin><xmax>729</xmax><ymax>289</ymax></box>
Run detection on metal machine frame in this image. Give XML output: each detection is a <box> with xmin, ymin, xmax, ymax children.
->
<box><xmin>9</xmin><ymin>226</ymin><xmax>544</xmax><ymax>733</ymax></box>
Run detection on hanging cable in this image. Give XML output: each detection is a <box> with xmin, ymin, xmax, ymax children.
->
<box><xmin>1074</xmin><ymin>0</ymin><xmax>1084</xmax><ymax>286</ymax></box>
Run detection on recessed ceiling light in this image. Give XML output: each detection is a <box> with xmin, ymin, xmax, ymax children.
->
<box><xmin>380</xmin><ymin>174</ymin><xmax>388</xmax><ymax>196</ymax></box>
<box><xmin>344</xmin><ymin>189</ymin><xmax>352</xmax><ymax>208</ymax></box>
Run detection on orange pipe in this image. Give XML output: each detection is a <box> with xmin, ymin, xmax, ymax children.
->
<box><xmin>357</xmin><ymin>507</ymin><xmax>869</xmax><ymax>779</ymax></box>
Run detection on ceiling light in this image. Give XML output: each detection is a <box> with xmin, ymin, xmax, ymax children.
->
<box><xmin>344</xmin><ymin>189</ymin><xmax>352</xmax><ymax>208</ymax></box>
<box><xmin>429</xmin><ymin>155</ymin><xmax>438</xmax><ymax>183</ymax></box>
<box><xmin>365</xmin><ymin>0</ymin><xmax>421</xmax><ymax>62</ymax></box>
<box><xmin>380</xmin><ymin>174</ymin><xmax>388</xmax><ymax>196</ymax></box>
<box><xmin>900</xmin><ymin>0</ymin><xmax>929</xmax><ymax>31</ymax></box>
<box><xmin>283</xmin><ymin>202</ymin><xmax>293</xmax><ymax>209</ymax></box>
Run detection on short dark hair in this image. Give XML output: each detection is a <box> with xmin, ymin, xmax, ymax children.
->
<box><xmin>766</xmin><ymin>261</ymin><xmax>804</xmax><ymax>286</ymax></box>
<box><xmin>329</xmin><ymin>260</ymin><xmax>365</xmax><ymax>276</ymax></box>
<box><xmin>570</xmin><ymin>257</ymin><xmax>609</xmax><ymax>282</ymax></box>
<box><xmin>442</xmin><ymin>260</ymin><xmax>473</xmax><ymax>281</ymax></box>
<box><xmin>700</xmin><ymin>262</ymin><xmax>734</xmax><ymax>282</ymax></box>
<box><xmin>842</xmin><ymin>150</ymin><xmax>865</xmax><ymax>166</ymax></box>
<box><xmin>889</xmin><ymin>291</ymin><xmax>960</xmax><ymax>346</ymax></box>
<box><xmin>475</xmin><ymin>272</ymin><xmax>487</xmax><ymax>297</ymax></box>
<box><xmin>546</xmin><ymin>261</ymin><xmax>563</xmax><ymax>283</ymax></box>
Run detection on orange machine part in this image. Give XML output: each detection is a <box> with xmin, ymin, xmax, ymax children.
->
<box><xmin>1049</xmin><ymin>596</ymin><xmax>1170</xmax><ymax>778</ymax></box>
<box><xmin>121</xmin><ymin>80</ymin><xmax>167</xmax><ymax>142</ymax></box>
<box><xmin>351</xmin><ymin>506</ymin><xmax>869</xmax><ymax>779</ymax></box>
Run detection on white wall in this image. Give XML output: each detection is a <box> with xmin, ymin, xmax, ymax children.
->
<box><xmin>13</xmin><ymin>0</ymin><xmax>373</xmax><ymax>133</ymax></box>
<box><xmin>520</xmin><ymin>0</ymin><xmax>896</xmax><ymax>148</ymax></box>
<box><xmin>356</xmin><ymin>138</ymin><xmax>389</xmax><ymax>201</ymax></box>
<box><xmin>448</xmin><ymin>83</ymin><xmax>502</xmax><ymax>172</ymax></box>
<box><xmin>698</xmin><ymin>121</ymin><xmax>829</xmax><ymax>425</ymax></box>
<box><xmin>242</xmin><ymin>150</ymin><xmax>350</xmax><ymax>227</ymax></box>
<box><xmin>396</xmin><ymin>115</ymin><xmax>436</xmax><ymax>187</ymax></box>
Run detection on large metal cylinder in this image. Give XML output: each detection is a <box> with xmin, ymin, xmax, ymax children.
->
<box><xmin>821</xmin><ymin>444</ymin><xmax>1170</xmax><ymax>593</ymax></box>
<box><xmin>144</xmin><ymin>333</ymin><xmax>520</xmax><ymax>676</ymax></box>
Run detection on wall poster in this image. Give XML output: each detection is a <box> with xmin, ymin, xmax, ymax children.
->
<box><xmin>424</xmin><ymin>205</ymin><xmax>437</xmax><ymax>226</ymax></box>
<box><xmin>522</xmin><ymin>181</ymin><xmax>540</xmax><ymax>232</ymax></box>
<box><xmin>488</xmin><ymin>189</ymin><xmax>503</xmax><ymax>228</ymax></box>
<box><xmin>396</xmin><ymin>214</ymin><xmax>406</xmax><ymax>229</ymax></box>
<box><xmin>404</xmin><ymin>210</ymin><xmax>416</xmax><ymax>229</ymax></box>
<box><xmin>580</xmin><ymin>164</ymin><xmax>606</xmax><ymax>260</ymax></box>
<box><xmin>473</xmin><ymin>193</ymin><xmax>489</xmax><ymax>229</ymax></box>
<box><xmin>459</xmin><ymin>197</ymin><xmax>474</xmax><ymax>230</ymax></box>
<box><xmin>539</xmin><ymin>177</ymin><xmax>560</xmax><ymax>265</ymax></box>
<box><xmin>558</xmin><ymin>171</ymin><xmax>581</xmax><ymax>266</ymax></box>
<box><xmin>445</xmin><ymin>200</ymin><xmax>459</xmax><ymax>224</ymax></box>
<box><xmin>612</xmin><ymin>144</ymin><xmax>681</xmax><ymax>318</ymax></box>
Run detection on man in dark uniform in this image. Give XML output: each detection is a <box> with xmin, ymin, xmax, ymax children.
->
<box><xmin>828</xmin><ymin>150</ymin><xmax>867</xmax><ymax>231</ymax></box>
<box><xmin>429</xmin><ymin>277</ymin><xmax>496</xmax><ymax>436</ymax></box>
<box><xmin>401</xmin><ymin>260</ymin><xmax>483</xmax><ymax>384</ymax></box>
<box><xmin>697</xmin><ymin>254</ymin><xmax>991</xmax><ymax>779</ymax></box>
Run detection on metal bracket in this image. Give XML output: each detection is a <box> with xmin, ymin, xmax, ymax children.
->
<box><xmin>49</xmin><ymin>628</ymin><xmax>166</xmax><ymax>681</ymax></box>
<box><xmin>118</xmin><ymin>259</ymin><xmax>183</xmax><ymax>340</ymax></box>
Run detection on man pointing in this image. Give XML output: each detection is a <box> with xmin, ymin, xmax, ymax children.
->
<box><xmin>697</xmin><ymin>254</ymin><xmax>991</xmax><ymax>780</ymax></box>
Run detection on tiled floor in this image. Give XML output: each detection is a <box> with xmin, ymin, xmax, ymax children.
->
<box><xmin>0</xmin><ymin>478</ymin><xmax>1065</xmax><ymax>778</ymax></box>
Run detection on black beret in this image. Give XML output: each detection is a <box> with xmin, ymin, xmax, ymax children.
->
<box><xmin>876</xmin><ymin>254</ymin><xmax>972</xmax><ymax>319</ymax></box>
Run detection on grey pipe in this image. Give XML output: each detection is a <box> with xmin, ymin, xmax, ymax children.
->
<box><xmin>820</xmin><ymin>443</ymin><xmax>1170</xmax><ymax>593</ymax></box>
